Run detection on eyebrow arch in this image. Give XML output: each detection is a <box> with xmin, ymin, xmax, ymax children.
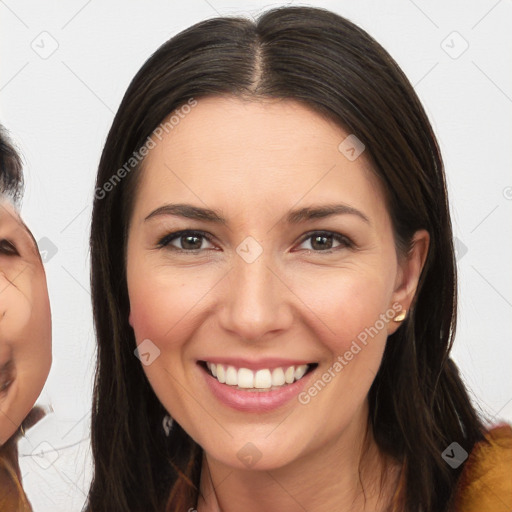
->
<box><xmin>144</xmin><ymin>203</ymin><xmax>370</xmax><ymax>225</ymax></box>
<box><xmin>287</xmin><ymin>204</ymin><xmax>370</xmax><ymax>224</ymax></box>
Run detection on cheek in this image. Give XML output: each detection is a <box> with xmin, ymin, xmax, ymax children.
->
<box><xmin>294</xmin><ymin>265</ymin><xmax>397</xmax><ymax>420</ymax></box>
<box><xmin>29</xmin><ymin>272</ymin><xmax>52</xmax><ymax>347</ymax></box>
<box><xmin>293</xmin><ymin>275</ymin><xmax>393</xmax><ymax>440</ymax></box>
<box><xmin>127</xmin><ymin>264</ymin><xmax>213</xmax><ymax>427</ymax></box>
<box><xmin>296</xmin><ymin>265</ymin><xmax>395</xmax><ymax>356</ymax></box>
<box><xmin>127</xmin><ymin>264</ymin><xmax>207</xmax><ymax>347</ymax></box>
<box><xmin>128</xmin><ymin>272</ymin><xmax>173</xmax><ymax>354</ymax></box>
<box><xmin>0</xmin><ymin>275</ymin><xmax>31</xmax><ymax>341</ymax></box>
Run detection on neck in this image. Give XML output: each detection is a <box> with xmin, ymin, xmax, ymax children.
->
<box><xmin>196</xmin><ymin>405</ymin><xmax>401</xmax><ymax>512</ymax></box>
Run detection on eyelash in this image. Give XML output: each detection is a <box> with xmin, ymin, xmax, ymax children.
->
<box><xmin>156</xmin><ymin>229</ymin><xmax>354</xmax><ymax>254</ymax></box>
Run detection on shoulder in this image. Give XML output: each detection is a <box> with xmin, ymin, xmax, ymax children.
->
<box><xmin>454</xmin><ymin>422</ymin><xmax>512</xmax><ymax>511</ymax></box>
<box><xmin>0</xmin><ymin>440</ymin><xmax>32</xmax><ymax>511</ymax></box>
<box><xmin>0</xmin><ymin>406</ymin><xmax>45</xmax><ymax>511</ymax></box>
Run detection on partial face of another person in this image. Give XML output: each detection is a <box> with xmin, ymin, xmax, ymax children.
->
<box><xmin>126</xmin><ymin>96</ymin><xmax>427</xmax><ymax>470</ymax></box>
<box><xmin>0</xmin><ymin>200</ymin><xmax>52</xmax><ymax>444</ymax></box>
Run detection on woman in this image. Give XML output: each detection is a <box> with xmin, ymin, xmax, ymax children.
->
<box><xmin>0</xmin><ymin>125</ymin><xmax>52</xmax><ymax>510</ymax></box>
<box><xmin>86</xmin><ymin>6</ymin><xmax>511</xmax><ymax>511</ymax></box>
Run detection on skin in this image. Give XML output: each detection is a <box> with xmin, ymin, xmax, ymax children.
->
<box><xmin>0</xmin><ymin>199</ymin><xmax>52</xmax><ymax>445</ymax></box>
<box><xmin>126</xmin><ymin>96</ymin><xmax>429</xmax><ymax>511</ymax></box>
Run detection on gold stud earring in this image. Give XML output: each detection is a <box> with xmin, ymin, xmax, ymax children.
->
<box><xmin>394</xmin><ymin>310</ymin><xmax>407</xmax><ymax>322</ymax></box>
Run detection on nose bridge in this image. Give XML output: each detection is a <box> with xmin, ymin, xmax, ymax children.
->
<box><xmin>220</xmin><ymin>240</ymin><xmax>291</xmax><ymax>341</ymax></box>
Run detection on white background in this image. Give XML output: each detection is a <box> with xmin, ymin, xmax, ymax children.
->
<box><xmin>1</xmin><ymin>1</ymin><xmax>511</xmax><ymax>510</ymax></box>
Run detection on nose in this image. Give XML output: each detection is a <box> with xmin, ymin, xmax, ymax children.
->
<box><xmin>218</xmin><ymin>244</ymin><xmax>294</xmax><ymax>343</ymax></box>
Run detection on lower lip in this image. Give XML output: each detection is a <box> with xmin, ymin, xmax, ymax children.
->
<box><xmin>199</xmin><ymin>363</ymin><xmax>316</xmax><ymax>412</ymax></box>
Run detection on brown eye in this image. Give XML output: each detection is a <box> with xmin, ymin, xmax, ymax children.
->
<box><xmin>0</xmin><ymin>239</ymin><xmax>19</xmax><ymax>256</ymax></box>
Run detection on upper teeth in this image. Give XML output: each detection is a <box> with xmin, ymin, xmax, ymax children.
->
<box><xmin>206</xmin><ymin>362</ymin><xmax>309</xmax><ymax>389</ymax></box>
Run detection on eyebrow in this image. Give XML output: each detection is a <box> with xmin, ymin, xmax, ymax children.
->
<box><xmin>145</xmin><ymin>203</ymin><xmax>370</xmax><ymax>225</ymax></box>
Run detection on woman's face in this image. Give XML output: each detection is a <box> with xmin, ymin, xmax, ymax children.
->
<box><xmin>0</xmin><ymin>200</ymin><xmax>52</xmax><ymax>445</ymax></box>
<box><xmin>126</xmin><ymin>96</ymin><xmax>427</xmax><ymax>470</ymax></box>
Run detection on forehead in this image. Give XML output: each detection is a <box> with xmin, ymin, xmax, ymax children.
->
<box><xmin>150</xmin><ymin>95</ymin><xmax>352</xmax><ymax>162</ymax></box>
<box><xmin>133</xmin><ymin>96</ymin><xmax>388</xmax><ymax>224</ymax></box>
<box><xmin>0</xmin><ymin>199</ymin><xmax>22</xmax><ymax>225</ymax></box>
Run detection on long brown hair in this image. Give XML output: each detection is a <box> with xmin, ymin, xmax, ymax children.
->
<box><xmin>86</xmin><ymin>6</ymin><xmax>487</xmax><ymax>511</ymax></box>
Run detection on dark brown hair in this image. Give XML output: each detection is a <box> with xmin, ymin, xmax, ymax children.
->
<box><xmin>86</xmin><ymin>6</ymin><xmax>487</xmax><ymax>511</ymax></box>
<box><xmin>0</xmin><ymin>125</ymin><xmax>24</xmax><ymax>204</ymax></box>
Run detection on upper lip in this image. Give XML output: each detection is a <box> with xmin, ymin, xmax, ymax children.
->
<box><xmin>199</xmin><ymin>357</ymin><xmax>316</xmax><ymax>371</ymax></box>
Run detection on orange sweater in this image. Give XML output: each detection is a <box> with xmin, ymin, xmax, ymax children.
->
<box><xmin>453</xmin><ymin>423</ymin><xmax>512</xmax><ymax>511</ymax></box>
<box><xmin>1</xmin><ymin>420</ymin><xmax>511</xmax><ymax>511</ymax></box>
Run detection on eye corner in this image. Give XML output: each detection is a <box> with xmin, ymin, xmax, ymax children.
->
<box><xmin>0</xmin><ymin>239</ymin><xmax>20</xmax><ymax>256</ymax></box>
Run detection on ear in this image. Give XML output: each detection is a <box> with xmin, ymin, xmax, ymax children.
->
<box><xmin>387</xmin><ymin>229</ymin><xmax>430</xmax><ymax>335</ymax></box>
<box><xmin>128</xmin><ymin>309</ymin><xmax>134</xmax><ymax>328</ymax></box>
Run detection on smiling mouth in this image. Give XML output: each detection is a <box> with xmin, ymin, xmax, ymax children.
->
<box><xmin>199</xmin><ymin>361</ymin><xmax>318</xmax><ymax>392</ymax></box>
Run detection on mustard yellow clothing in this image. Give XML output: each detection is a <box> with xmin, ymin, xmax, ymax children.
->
<box><xmin>453</xmin><ymin>423</ymin><xmax>512</xmax><ymax>511</ymax></box>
